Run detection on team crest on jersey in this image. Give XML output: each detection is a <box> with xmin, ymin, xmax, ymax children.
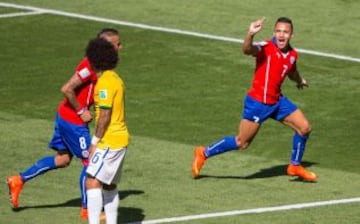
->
<box><xmin>99</xmin><ymin>89</ymin><xmax>108</xmax><ymax>99</ymax></box>
<box><xmin>290</xmin><ymin>56</ymin><xmax>296</xmax><ymax>64</ymax></box>
<box><xmin>78</xmin><ymin>68</ymin><xmax>91</xmax><ymax>79</ymax></box>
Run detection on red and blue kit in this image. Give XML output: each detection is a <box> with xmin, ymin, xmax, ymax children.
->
<box><xmin>48</xmin><ymin>57</ymin><xmax>97</xmax><ymax>159</ymax></box>
<box><xmin>57</xmin><ymin>58</ymin><xmax>98</xmax><ymax>125</ymax></box>
<box><xmin>248</xmin><ymin>40</ymin><xmax>298</xmax><ymax>105</ymax></box>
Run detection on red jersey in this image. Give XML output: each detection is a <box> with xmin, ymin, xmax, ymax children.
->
<box><xmin>58</xmin><ymin>58</ymin><xmax>97</xmax><ymax>125</ymax></box>
<box><xmin>248</xmin><ymin>40</ymin><xmax>298</xmax><ymax>105</ymax></box>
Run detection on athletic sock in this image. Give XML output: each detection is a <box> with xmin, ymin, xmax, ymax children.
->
<box><xmin>290</xmin><ymin>133</ymin><xmax>309</xmax><ymax>165</ymax></box>
<box><xmin>20</xmin><ymin>156</ymin><xmax>57</xmax><ymax>182</ymax></box>
<box><xmin>103</xmin><ymin>189</ymin><xmax>119</xmax><ymax>224</ymax></box>
<box><xmin>79</xmin><ymin>165</ymin><xmax>87</xmax><ymax>208</ymax></box>
<box><xmin>204</xmin><ymin>136</ymin><xmax>238</xmax><ymax>158</ymax></box>
<box><xmin>87</xmin><ymin>188</ymin><xmax>103</xmax><ymax>224</ymax></box>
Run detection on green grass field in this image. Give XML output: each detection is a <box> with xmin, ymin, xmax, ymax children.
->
<box><xmin>0</xmin><ymin>1</ymin><xmax>359</xmax><ymax>223</ymax></box>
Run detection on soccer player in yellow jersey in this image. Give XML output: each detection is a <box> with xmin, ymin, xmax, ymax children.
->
<box><xmin>84</xmin><ymin>37</ymin><xmax>129</xmax><ymax>224</ymax></box>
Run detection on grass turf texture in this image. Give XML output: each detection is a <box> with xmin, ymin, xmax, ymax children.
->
<box><xmin>1</xmin><ymin>112</ymin><xmax>360</xmax><ymax>223</ymax></box>
<box><xmin>1</xmin><ymin>0</ymin><xmax>360</xmax><ymax>57</ymax></box>
<box><xmin>0</xmin><ymin>1</ymin><xmax>359</xmax><ymax>223</ymax></box>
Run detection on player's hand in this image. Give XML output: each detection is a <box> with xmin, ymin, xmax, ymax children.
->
<box><xmin>88</xmin><ymin>144</ymin><xmax>97</xmax><ymax>159</ymax></box>
<box><xmin>248</xmin><ymin>17</ymin><xmax>265</xmax><ymax>35</ymax></box>
<box><xmin>297</xmin><ymin>78</ymin><xmax>309</xmax><ymax>89</ymax></box>
<box><xmin>79</xmin><ymin>109</ymin><xmax>93</xmax><ymax>123</ymax></box>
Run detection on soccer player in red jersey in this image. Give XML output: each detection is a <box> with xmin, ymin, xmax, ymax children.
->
<box><xmin>7</xmin><ymin>28</ymin><xmax>121</xmax><ymax>219</ymax></box>
<box><xmin>192</xmin><ymin>17</ymin><xmax>317</xmax><ymax>182</ymax></box>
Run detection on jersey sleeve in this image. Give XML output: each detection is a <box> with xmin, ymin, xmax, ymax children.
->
<box><xmin>288</xmin><ymin>50</ymin><xmax>298</xmax><ymax>73</ymax></box>
<box><xmin>75</xmin><ymin>58</ymin><xmax>96</xmax><ymax>83</ymax></box>
<box><xmin>288</xmin><ymin>61</ymin><xmax>297</xmax><ymax>73</ymax></box>
<box><xmin>255</xmin><ymin>41</ymin><xmax>268</xmax><ymax>60</ymax></box>
<box><xmin>97</xmin><ymin>77</ymin><xmax>117</xmax><ymax>109</ymax></box>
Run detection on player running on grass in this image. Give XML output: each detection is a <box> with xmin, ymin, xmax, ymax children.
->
<box><xmin>6</xmin><ymin>28</ymin><xmax>121</xmax><ymax>220</ymax></box>
<box><xmin>192</xmin><ymin>17</ymin><xmax>318</xmax><ymax>182</ymax></box>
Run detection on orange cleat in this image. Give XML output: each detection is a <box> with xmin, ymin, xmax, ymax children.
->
<box><xmin>192</xmin><ymin>146</ymin><xmax>206</xmax><ymax>179</ymax></box>
<box><xmin>80</xmin><ymin>207</ymin><xmax>88</xmax><ymax>220</ymax></box>
<box><xmin>287</xmin><ymin>164</ymin><xmax>318</xmax><ymax>182</ymax></box>
<box><xmin>80</xmin><ymin>207</ymin><xmax>106</xmax><ymax>221</ymax></box>
<box><xmin>6</xmin><ymin>175</ymin><xmax>24</xmax><ymax>208</ymax></box>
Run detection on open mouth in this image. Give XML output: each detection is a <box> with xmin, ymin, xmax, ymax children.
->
<box><xmin>278</xmin><ymin>39</ymin><xmax>286</xmax><ymax>45</ymax></box>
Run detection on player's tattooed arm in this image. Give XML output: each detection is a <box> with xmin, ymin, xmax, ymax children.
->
<box><xmin>61</xmin><ymin>73</ymin><xmax>92</xmax><ymax>122</ymax></box>
<box><xmin>94</xmin><ymin>108</ymin><xmax>111</xmax><ymax>139</ymax></box>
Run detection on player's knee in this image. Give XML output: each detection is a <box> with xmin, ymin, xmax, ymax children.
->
<box><xmin>241</xmin><ymin>143</ymin><xmax>250</xmax><ymax>150</ymax></box>
<box><xmin>57</xmin><ymin>161</ymin><xmax>71</xmax><ymax>168</ymax></box>
<box><xmin>86</xmin><ymin>176</ymin><xmax>101</xmax><ymax>189</ymax></box>
<box><xmin>55</xmin><ymin>154</ymin><xmax>72</xmax><ymax>167</ymax></box>
<box><xmin>236</xmin><ymin>136</ymin><xmax>249</xmax><ymax>150</ymax></box>
<box><xmin>299</xmin><ymin>123</ymin><xmax>312</xmax><ymax>136</ymax></box>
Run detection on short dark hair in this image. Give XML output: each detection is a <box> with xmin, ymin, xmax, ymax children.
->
<box><xmin>97</xmin><ymin>28</ymin><xmax>119</xmax><ymax>38</ymax></box>
<box><xmin>276</xmin><ymin>17</ymin><xmax>294</xmax><ymax>31</ymax></box>
<box><xmin>86</xmin><ymin>38</ymin><xmax>118</xmax><ymax>71</ymax></box>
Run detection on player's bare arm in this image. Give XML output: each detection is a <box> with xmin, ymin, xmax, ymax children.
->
<box><xmin>288</xmin><ymin>70</ymin><xmax>308</xmax><ymax>89</ymax></box>
<box><xmin>94</xmin><ymin>108</ymin><xmax>112</xmax><ymax>139</ymax></box>
<box><xmin>61</xmin><ymin>73</ymin><xmax>92</xmax><ymax>122</ymax></box>
<box><xmin>242</xmin><ymin>17</ymin><xmax>265</xmax><ymax>56</ymax></box>
<box><xmin>90</xmin><ymin>108</ymin><xmax>111</xmax><ymax>158</ymax></box>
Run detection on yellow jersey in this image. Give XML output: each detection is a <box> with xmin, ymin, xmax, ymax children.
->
<box><xmin>94</xmin><ymin>70</ymin><xmax>129</xmax><ymax>149</ymax></box>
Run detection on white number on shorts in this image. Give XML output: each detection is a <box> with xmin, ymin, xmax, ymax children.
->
<box><xmin>79</xmin><ymin>137</ymin><xmax>87</xmax><ymax>150</ymax></box>
<box><xmin>91</xmin><ymin>152</ymin><xmax>102</xmax><ymax>164</ymax></box>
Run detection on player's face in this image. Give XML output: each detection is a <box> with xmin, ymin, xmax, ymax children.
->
<box><xmin>273</xmin><ymin>22</ymin><xmax>293</xmax><ymax>51</ymax></box>
<box><xmin>104</xmin><ymin>35</ymin><xmax>122</xmax><ymax>52</ymax></box>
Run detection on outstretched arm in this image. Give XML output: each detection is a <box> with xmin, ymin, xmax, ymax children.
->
<box><xmin>242</xmin><ymin>17</ymin><xmax>265</xmax><ymax>56</ymax></box>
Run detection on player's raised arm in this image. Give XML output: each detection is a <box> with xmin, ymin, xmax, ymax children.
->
<box><xmin>242</xmin><ymin>17</ymin><xmax>265</xmax><ymax>56</ymax></box>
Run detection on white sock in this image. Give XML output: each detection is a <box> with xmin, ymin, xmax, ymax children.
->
<box><xmin>87</xmin><ymin>188</ymin><xmax>103</xmax><ymax>224</ymax></box>
<box><xmin>103</xmin><ymin>189</ymin><xmax>119</xmax><ymax>224</ymax></box>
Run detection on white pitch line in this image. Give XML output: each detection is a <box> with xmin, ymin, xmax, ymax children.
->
<box><xmin>0</xmin><ymin>2</ymin><xmax>359</xmax><ymax>63</ymax></box>
<box><xmin>127</xmin><ymin>197</ymin><xmax>360</xmax><ymax>224</ymax></box>
<box><xmin>0</xmin><ymin>3</ymin><xmax>358</xmax><ymax>223</ymax></box>
<box><xmin>0</xmin><ymin>11</ymin><xmax>44</xmax><ymax>18</ymax></box>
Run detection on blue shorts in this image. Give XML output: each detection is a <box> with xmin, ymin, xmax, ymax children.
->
<box><xmin>48</xmin><ymin>113</ymin><xmax>91</xmax><ymax>159</ymax></box>
<box><xmin>242</xmin><ymin>95</ymin><xmax>298</xmax><ymax>124</ymax></box>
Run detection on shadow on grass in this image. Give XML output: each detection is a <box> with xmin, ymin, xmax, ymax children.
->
<box><xmin>118</xmin><ymin>206</ymin><xmax>145</xmax><ymax>224</ymax></box>
<box><xmin>12</xmin><ymin>189</ymin><xmax>145</xmax><ymax>222</ymax></box>
<box><xmin>198</xmin><ymin>161</ymin><xmax>318</xmax><ymax>183</ymax></box>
